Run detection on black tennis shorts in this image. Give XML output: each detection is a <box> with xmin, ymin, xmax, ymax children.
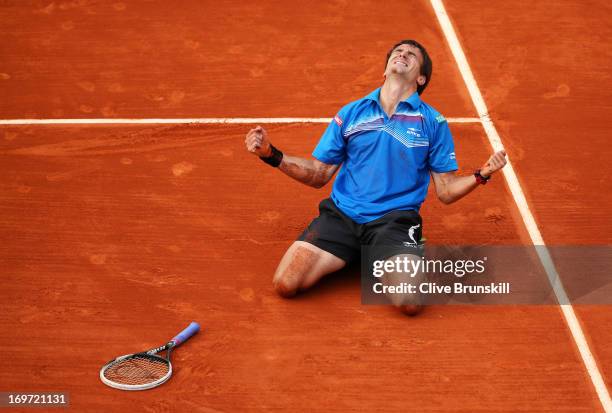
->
<box><xmin>298</xmin><ymin>198</ymin><xmax>425</xmax><ymax>264</ymax></box>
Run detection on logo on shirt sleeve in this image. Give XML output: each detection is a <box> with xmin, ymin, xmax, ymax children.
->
<box><xmin>334</xmin><ymin>114</ymin><xmax>343</xmax><ymax>126</ymax></box>
<box><xmin>435</xmin><ymin>114</ymin><xmax>446</xmax><ymax>123</ymax></box>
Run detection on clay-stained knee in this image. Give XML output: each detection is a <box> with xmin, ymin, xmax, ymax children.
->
<box><xmin>273</xmin><ymin>276</ymin><xmax>299</xmax><ymax>298</ymax></box>
<box><xmin>273</xmin><ymin>245</ymin><xmax>318</xmax><ymax>298</ymax></box>
<box><xmin>399</xmin><ymin>304</ymin><xmax>424</xmax><ymax>316</ymax></box>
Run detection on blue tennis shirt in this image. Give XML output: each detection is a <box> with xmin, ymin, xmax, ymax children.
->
<box><xmin>312</xmin><ymin>88</ymin><xmax>458</xmax><ymax>224</ymax></box>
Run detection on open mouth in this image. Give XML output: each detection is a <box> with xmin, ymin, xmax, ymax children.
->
<box><xmin>393</xmin><ymin>60</ymin><xmax>408</xmax><ymax>67</ymax></box>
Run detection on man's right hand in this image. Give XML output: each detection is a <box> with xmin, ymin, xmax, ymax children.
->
<box><xmin>245</xmin><ymin>125</ymin><xmax>272</xmax><ymax>157</ymax></box>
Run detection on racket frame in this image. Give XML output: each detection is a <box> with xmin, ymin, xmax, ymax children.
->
<box><xmin>100</xmin><ymin>322</ymin><xmax>199</xmax><ymax>391</ymax></box>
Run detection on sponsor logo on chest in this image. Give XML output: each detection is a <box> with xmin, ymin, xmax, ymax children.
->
<box><xmin>406</xmin><ymin>127</ymin><xmax>422</xmax><ymax>138</ymax></box>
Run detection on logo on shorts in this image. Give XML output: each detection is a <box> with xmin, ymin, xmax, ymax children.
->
<box><xmin>403</xmin><ymin>224</ymin><xmax>421</xmax><ymax>246</ymax></box>
<box><xmin>334</xmin><ymin>114</ymin><xmax>343</xmax><ymax>126</ymax></box>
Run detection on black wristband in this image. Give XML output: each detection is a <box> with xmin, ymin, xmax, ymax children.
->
<box><xmin>474</xmin><ymin>169</ymin><xmax>491</xmax><ymax>185</ymax></box>
<box><xmin>259</xmin><ymin>144</ymin><xmax>283</xmax><ymax>167</ymax></box>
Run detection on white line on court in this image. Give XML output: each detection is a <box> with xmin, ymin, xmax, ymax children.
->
<box><xmin>0</xmin><ymin>117</ymin><xmax>481</xmax><ymax>125</ymax></box>
<box><xmin>429</xmin><ymin>0</ymin><xmax>612</xmax><ymax>411</ymax></box>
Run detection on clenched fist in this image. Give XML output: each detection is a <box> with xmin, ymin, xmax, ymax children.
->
<box><xmin>480</xmin><ymin>150</ymin><xmax>507</xmax><ymax>177</ymax></box>
<box><xmin>245</xmin><ymin>125</ymin><xmax>272</xmax><ymax>157</ymax></box>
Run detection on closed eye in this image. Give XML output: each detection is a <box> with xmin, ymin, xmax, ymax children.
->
<box><xmin>393</xmin><ymin>48</ymin><xmax>417</xmax><ymax>58</ymax></box>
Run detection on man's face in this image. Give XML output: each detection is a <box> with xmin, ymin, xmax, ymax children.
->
<box><xmin>384</xmin><ymin>43</ymin><xmax>426</xmax><ymax>87</ymax></box>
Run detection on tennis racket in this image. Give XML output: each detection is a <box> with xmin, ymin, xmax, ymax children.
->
<box><xmin>100</xmin><ymin>321</ymin><xmax>200</xmax><ymax>391</ymax></box>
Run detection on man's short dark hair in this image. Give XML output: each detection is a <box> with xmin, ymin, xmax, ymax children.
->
<box><xmin>385</xmin><ymin>40</ymin><xmax>432</xmax><ymax>95</ymax></box>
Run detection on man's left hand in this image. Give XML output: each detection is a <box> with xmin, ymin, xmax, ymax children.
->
<box><xmin>480</xmin><ymin>150</ymin><xmax>507</xmax><ymax>177</ymax></box>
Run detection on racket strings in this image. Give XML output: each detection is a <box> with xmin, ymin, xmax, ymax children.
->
<box><xmin>103</xmin><ymin>355</ymin><xmax>170</xmax><ymax>386</ymax></box>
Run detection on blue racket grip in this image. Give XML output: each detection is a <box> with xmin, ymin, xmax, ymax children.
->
<box><xmin>170</xmin><ymin>322</ymin><xmax>200</xmax><ymax>347</ymax></box>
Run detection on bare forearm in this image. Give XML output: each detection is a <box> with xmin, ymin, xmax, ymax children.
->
<box><xmin>244</xmin><ymin>126</ymin><xmax>338</xmax><ymax>188</ymax></box>
<box><xmin>433</xmin><ymin>151</ymin><xmax>508</xmax><ymax>204</ymax></box>
<box><xmin>437</xmin><ymin>174</ymin><xmax>479</xmax><ymax>204</ymax></box>
<box><xmin>279</xmin><ymin>155</ymin><xmax>330</xmax><ymax>188</ymax></box>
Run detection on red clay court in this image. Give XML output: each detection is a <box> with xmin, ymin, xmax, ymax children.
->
<box><xmin>1</xmin><ymin>1</ymin><xmax>611</xmax><ymax>411</ymax></box>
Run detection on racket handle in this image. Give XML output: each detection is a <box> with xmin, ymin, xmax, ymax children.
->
<box><xmin>170</xmin><ymin>322</ymin><xmax>200</xmax><ymax>347</ymax></box>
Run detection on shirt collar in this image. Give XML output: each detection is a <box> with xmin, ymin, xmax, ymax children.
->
<box><xmin>364</xmin><ymin>87</ymin><xmax>422</xmax><ymax>110</ymax></box>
